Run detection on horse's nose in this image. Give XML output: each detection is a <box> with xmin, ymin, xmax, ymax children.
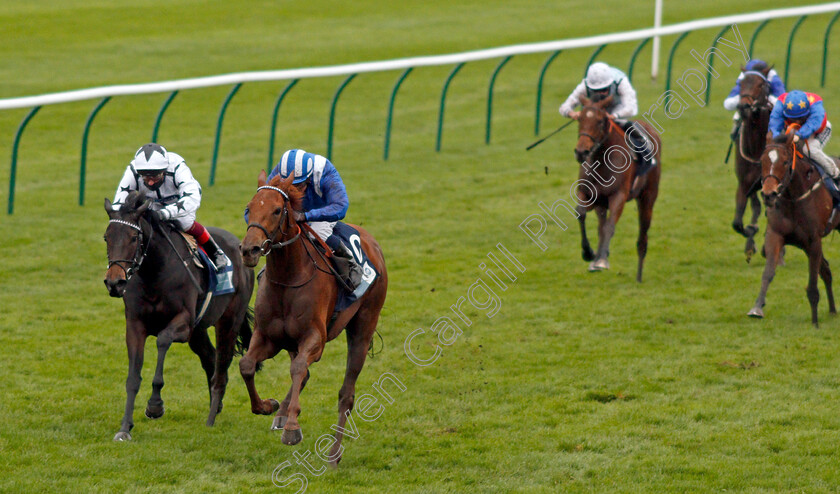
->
<box><xmin>575</xmin><ymin>148</ymin><xmax>587</xmax><ymax>164</ymax></box>
<box><xmin>104</xmin><ymin>278</ymin><xmax>126</xmax><ymax>298</ymax></box>
<box><xmin>763</xmin><ymin>191</ymin><xmax>778</xmax><ymax>207</ymax></box>
<box><xmin>240</xmin><ymin>243</ymin><xmax>262</xmax><ymax>266</ymax></box>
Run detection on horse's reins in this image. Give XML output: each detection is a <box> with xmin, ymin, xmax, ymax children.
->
<box><xmin>154</xmin><ymin>218</ymin><xmax>203</xmax><ymax>292</ymax></box>
<box><xmin>107</xmin><ymin>218</ymin><xmax>154</xmax><ymax>284</ymax></box>
<box><xmin>762</xmin><ymin>142</ymin><xmax>819</xmax><ymax>202</ymax></box>
<box><xmin>249</xmin><ymin>185</ymin><xmax>356</xmax><ymax>292</ymax></box>
<box><xmin>578</xmin><ymin>114</ymin><xmax>623</xmax><ymax>161</ymax></box>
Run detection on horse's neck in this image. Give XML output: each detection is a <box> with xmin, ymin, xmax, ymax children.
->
<box><xmin>595</xmin><ymin>130</ymin><xmax>635</xmax><ymax>181</ymax></box>
<box><xmin>741</xmin><ymin>109</ymin><xmax>769</xmax><ymax>158</ymax></box>
<box><xmin>137</xmin><ymin>225</ymin><xmax>185</xmax><ymax>283</ymax></box>
<box><xmin>265</xmin><ymin>235</ymin><xmax>313</xmax><ymax>283</ymax></box>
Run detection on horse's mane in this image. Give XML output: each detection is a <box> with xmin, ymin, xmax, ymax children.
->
<box><xmin>267</xmin><ymin>175</ymin><xmax>305</xmax><ymax>213</ymax></box>
<box><xmin>772</xmin><ymin>134</ymin><xmax>790</xmax><ymax>145</ymax></box>
<box><xmin>121</xmin><ymin>191</ymin><xmax>148</xmax><ymax>213</ymax></box>
<box><xmin>744</xmin><ymin>61</ymin><xmax>769</xmax><ymax>73</ymax></box>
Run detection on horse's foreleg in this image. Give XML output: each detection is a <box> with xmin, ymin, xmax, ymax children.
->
<box><xmin>820</xmin><ymin>257</ymin><xmax>836</xmax><ymax>315</ymax></box>
<box><xmin>732</xmin><ymin>185</ymin><xmax>748</xmax><ymax>237</ymax></box>
<box><xmin>272</xmin><ymin>352</ymin><xmax>309</xmax><ymax>431</ymax></box>
<box><xmin>806</xmin><ymin>242</ymin><xmax>823</xmax><ymax>327</ymax></box>
<box><xmin>744</xmin><ymin>192</ymin><xmax>762</xmax><ymax>262</ymax></box>
<box><xmin>282</xmin><ymin>335</ymin><xmax>324</xmax><ymax>446</ymax></box>
<box><xmin>577</xmin><ymin>205</ymin><xmax>594</xmax><ymax>262</ymax></box>
<box><xmin>592</xmin><ymin>195</ymin><xmax>627</xmax><ymax>271</ymax></box>
<box><xmin>115</xmin><ymin>324</ymin><xmax>146</xmax><ymax>441</ymax></box>
<box><xmin>239</xmin><ymin>329</ymin><xmax>281</xmax><ymax>416</ymax></box>
<box><xmin>146</xmin><ymin>313</ymin><xmax>190</xmax><ymax>420</ymax></box>
<box><xmin>748</xmin><ymin>231</ymin><xmax>784</xmax><ymax>318</ymax></box>
<box><xmin>328</xmin><ymin>313</ymin><xmax>379</xmax><ymax>467</ymax></box>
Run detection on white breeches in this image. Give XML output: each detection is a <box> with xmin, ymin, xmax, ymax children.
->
<box><xmin>307</xmin><ymin>221</ymin><xmax>336</xmax><ymax>241</ymax></box>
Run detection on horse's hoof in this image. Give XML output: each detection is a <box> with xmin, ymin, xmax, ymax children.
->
<box><xmin>113</xmin><ymin>431</ymin><xmax>132</xmax><ymax>442</ymax></box>
<box><xmin>582</xmin><ymin>248</ymin><xmax>595</xmax><ymax>262</ymax></box>
<box><xmin>282</xmin><ymin>427</ymin><xmax>303</xmax><ymax>445</ymax></box>
<box><xmin>589</xmin><ymin>259</ymin><xmax>610</xmax><ymax>271</ymax></box>
<box><xmin>744</xmin><ymin>225</ymin><xmax>759</xmax><ymax>237</ymax></box>
<box><xmin>271</xmin><ymin>415</ymin><xmax>287</xmax><ymax>431</ymax></box>
<box><xmin>328</xmin><ymin>455</ymin><xmax>342</xmax><ymax>469</ymax></box>
<box><xmin>145</xmin><ymin>406</ymin><xmax>164</xmax><ymax>419</ymax></box>
<box><xmin>747</xmin><ymin>307</ymin><xmax>764</xmax><ymax>318</ymax></box>
<box><xmin>269</xmin><ymin>399</ymin><xmax>280</xmax><ymax>413</ymax></box>
<box><xmin>588</xmin><ymin>261</ymin><xmax>600</xmax><ymax>272</ymax></box>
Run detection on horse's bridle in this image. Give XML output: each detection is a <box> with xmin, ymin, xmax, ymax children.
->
<box><xmin>761</xmin><ymin>142</ymin><xmax>817</xmax><ymax>202</ymax></box>
<box><xmin>247</xmin><ymin>185</ymin><xmax>301</xmax><ymax>255</ymax></box>
<box><xmin>578</xmin><ymin>110</ymin><xmax>614</xmax><ymax>161</ymax></box>
<box><xmin>737</xmin><ymin>71</ymin><xmax>771</xmax><ymax>114</ymax></box>
<box><xmin>106</xmin><ymin>218</ymin><xmax>153</xmax><ymax>283</ymax></box>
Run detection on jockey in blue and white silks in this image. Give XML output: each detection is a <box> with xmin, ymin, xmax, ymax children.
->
<box><xmin>723</xmin><ymin>59</ymin><xmax>786</xmax><ymax>111</ymax></box>
<box><xmin>245</xmin><ymin>149</ymin><xmax>361</xmax><ymax>288</ymax></box>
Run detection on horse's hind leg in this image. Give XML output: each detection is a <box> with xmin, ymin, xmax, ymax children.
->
<box><xmin>239</xmin><ymin>329</ymin><xmax>281</xmax><ymax>416</ymax></box>
<box><xmin>806</xmin><ymin>243</ymin><xmax>824</xmax><ymax>327</ymax></box>
<box><xmin>748</xmin><ymin>230</ymin><xmax>784</xmax><ymax>318</ymax></box>
<box><xmin>635</xmin><ymin>191</ymin><xmax>655</xmax><ymax>283</ymax></box>
<box><xmin>206</xmin><ymin>310</ymin><xmax>245</xmax><ymax>426</ymax></box>
<box><xmin>115</xmin><ymin>324</ymin><xmax>146</xmax><ymax>441</ymax></box>
<box><xmin>732</xmin><ymin>183</ymin><xmax>749</xmax><ymax>237</ymax></box>
<box><xmin>328</xmin><ymin>311</ymin><xmax>380</xmax><ymax>467</ymax></box>
<box><xmin>820</xmin><ymin>256</ymin><xmax>836</xmax><ymax>315</ymax></box>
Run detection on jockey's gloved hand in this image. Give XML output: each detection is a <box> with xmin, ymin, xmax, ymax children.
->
<box><xmin>293</xmin><ymin>211</ymin><xmax>305</xmax><ymax>222</ymax></box>
<box><xmin>153</xmin><ymin>209</ymin><xmax>170</xmax><ymax>221</ymax></box>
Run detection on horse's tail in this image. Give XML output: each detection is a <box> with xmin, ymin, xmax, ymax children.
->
<box><xmin>235</xmin><ymin>306</ymin><xmax>262</xmax><ymax>372</ymax></box>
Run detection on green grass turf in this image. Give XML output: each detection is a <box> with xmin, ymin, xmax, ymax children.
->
<box><xmin>2</xmin><ymin>0</ymin><xmax>840</xmax><ymax>492</ymax></box>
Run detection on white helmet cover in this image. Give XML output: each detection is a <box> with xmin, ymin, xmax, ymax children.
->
<box><xmin>585</xmin><ymin>62</ymin><xmax>613</xmax><ymax>91</ymax></box>
<box><xmin>132</xmin><ymin>143</ymin><xmax>169</xmax><ymax>172</ymax></box>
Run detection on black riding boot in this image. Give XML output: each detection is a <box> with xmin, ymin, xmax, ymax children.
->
<box><xmin>326</xmin><ymin>237</ymin><xmax>362</xmax><ymax>290</ymax></box>
<box><xmin>202</xmin><ymin>234</ymin><xmax>228</xmax><ymax>271</ymax></box>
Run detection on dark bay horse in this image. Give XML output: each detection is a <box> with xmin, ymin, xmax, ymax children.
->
<box><xmin>104</xmin><ymin>191</ymin><xmax>255</xmax><ymax>440</ymax></box>
<box><xmin>732</xmin><ymin>65</ymin><xmax>773</xmax><ymax>261</ymax></box>
<box><xmin>747</xmin><ymin>132</ymin><xmax>836</xmax><ymax>326</ymax></box>
<box><xmin>238</xmin><ymin>172</ymin><xmax>387</xmax><ymax>466</ymax></box>
<box><xmin>573</xmin><ymin>95</ymin><xmax>661</xmax><ymax>282</ymax></box>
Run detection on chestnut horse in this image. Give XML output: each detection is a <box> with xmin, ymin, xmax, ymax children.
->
<box><xmin>104</xmin><ymin>192</ymin><xmax>255</xmax><ymax>441</ymax></box>
<box><xmin>238</xmin><ymin>172</ymin><xmax>387</xmax><ymax>466</ymax></box>
<box><xmin>573</xmin><ymin>95</ymin><xmax>661</xmax><ymax>282</ymax></box>
<box><xmin>747</xmin><ymin>132</ymin><xmax>836</xmax><ymax>326</ymax></box>
<box><xmin>732</xmin><ymin>66</ymin><xmax>773</xmax><ymax>261</ymax></box>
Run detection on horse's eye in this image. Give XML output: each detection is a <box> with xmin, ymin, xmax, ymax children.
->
<box><xmin>274</xmin><ymin>207</ymin><xmax>283</xmax><ymax>216</ymax></box>
<box><xmin>132</xmin><ymin>235</ymin><xmax>140</xmax><ymax>242</ymax></box>
<box><xmin>103</xmin><ymin>235</ymin><xmax>107</xmax><ymax>242</ymax></box>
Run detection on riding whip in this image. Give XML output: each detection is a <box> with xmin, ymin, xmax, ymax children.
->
<box><xmin>526</xmin><ymin>120</ymin><xmax>575</xmax><ymax>151</ymax></box>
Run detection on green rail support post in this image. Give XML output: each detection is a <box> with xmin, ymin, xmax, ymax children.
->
<box><xmin>784</xmin><ymin>16</ymin><xmax>807</xmax><ymax>86</ymax></box>
<box><xmin>327</xmin><ymin>74</ymin><xmax>357</xmax><ymax>162</ymax></box>
<box><xmin>584</xmin><ymin>44</ymin><xmax>607</xmax><ymax>77</ymax></box>
<box><xmin>704</xmin><ymin>25</ymin><xmax>733</xmax><ymax>106</ymax></box>
<box><xmin>209</xmin><ymin>83</ymin><xmax>242</xmax><ymax>186</ymax></box>
<box><xmin>436</xmin><ymin>63</ymin><xmax>466</xmax><ymax>152</ymax></box>
<box><xmin>267</xmin><ymin>79</ymin><xmax>299</xmax><ymax>169</ymax></box>
<box><xmin>8</xmin><ymin>106</ymin><xmax>41</xmax><ymax>215</ymax></box>
<box><xmin>627</xmin><ymin>37</ymin><xmax>650</xmax><ymax>83</ymax></box>
<box><xmin>384</xmin><ymin>68</ymin><xmax>413</xmax><ymax>160</ymax></box>
<box><xmin>535</xmin><ymin>50</ymin><xmax>562</xmax><ymax>136</ymax></box>
<box><xmin>486</xmin><ymin>55</ymin><xmax>512</xmax><ymax>144</ymax></box>
<box><xmin>151</xmin><ymin>91</ymin><xmax>178</xmax><ymax>142</ymax></box>
<box><xmin>665</xmin><ymin>31</ymin><xmax>692</xmax><ymax>106</ymax></box>
<box><xmin>749</xmin><ymin>19</ymin><xmax>771</xmax><ymax>58</ymax></box>
<box><xmin>79</xmin><ymin>96</ymin><xmax>111</xmax><ymax>206</ymax></box>
<box><xmin>821</xmin><ymin>11</ymin><xmax>840</xmax><ymax>87</ymax></box>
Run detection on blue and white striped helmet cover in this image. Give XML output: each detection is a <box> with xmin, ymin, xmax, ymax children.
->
<box><xmin>278</xmin><ymin>149</ymin><xmax>320</xmax><ymax>184</ymax></box>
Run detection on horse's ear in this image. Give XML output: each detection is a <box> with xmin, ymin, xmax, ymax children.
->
<box><xmin>104</xmin><ymin>197</ymin><xmax>114</xmax><ymax>215</ymax></box>
<box><xmin>136</xmin><ymin>199</ymin><xmax>152</xmax><ymax>216</ymax></box>
<box><xmin>741</xmin><ymin>65</ymin><xmax>746</xmax><ymax>72</ymax></box>
<box><xmin>281</xmin><ymin>173</ymin><xmax>295</xmax><ymax>189</ymax></box>
<box><xmin>579</xmin><ymin>95</ymin><xmax>591</xmax><ymax>107</ymax></box>
<box><xmin>786</xmin><ymin>131</ymin><xmax>797</xmax><ymax>147</ymax></box>
<box><xmin>258</xmin><ymin>169</ymin><xmax>267</xmax><ymax>187</ymax></box>
<box><xmin>762</xmin><ymin>64</ymin><xmax>773</xmax><ymax>77</ymax></box>
<box><xmin>597</xmin><ymin>95</ymin><xmax>614</xmax><ymax>109</ymax></box>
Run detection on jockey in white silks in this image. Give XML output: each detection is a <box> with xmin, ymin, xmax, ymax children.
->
<box><xmin>111</xmin><ymin>143</ymin><xmax>227</xmax><ymax>271</ymax></box>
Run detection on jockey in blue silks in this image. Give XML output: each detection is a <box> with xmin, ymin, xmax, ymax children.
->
<box><xmin>245</xmin><ymin>149</ymin><xmax>361</xmax><ymax>287</ymax></box>
<box><xmin>723</xmin><ymin>59</ymin><xmax>786</xmax><ymax>140</ymax></box>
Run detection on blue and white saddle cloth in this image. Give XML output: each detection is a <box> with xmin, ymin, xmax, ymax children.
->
<box><xmin>196</xmin><ymin>248</ymin><xmax>235</xmax><ymax>295</ymax></box>
<box><xmin>333</xmin><ymin>222</ymin><xmax>378</xmax><ymax>312</ymax></box>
